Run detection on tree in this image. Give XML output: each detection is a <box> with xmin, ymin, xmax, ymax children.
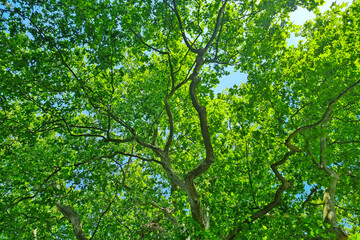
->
<box><xmin>0</xmin><ymin>0</ymin><xmax>359</xmax><ymax>239</ymax></box>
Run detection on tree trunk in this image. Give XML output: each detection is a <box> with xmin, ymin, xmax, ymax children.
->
<box><xmin>323</xmin><ymin>177</ymin><xmax>348</xmax><ymax>240</ymax></box>
<box><xmin>320</xmin><ymin>121</ymin><xmax>348</xmax><ymax>240</ymax></box>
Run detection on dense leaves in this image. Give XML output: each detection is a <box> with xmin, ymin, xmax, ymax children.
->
<box><xmin>0</xmin><ymin>0</ymin><xmax>359</xmax><ymax>239</ymax></box>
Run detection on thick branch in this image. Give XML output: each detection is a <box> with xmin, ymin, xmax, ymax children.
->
<box><xmin>204</xmin><ymin>0</ymin><xmax>228</xmax><ymax>52</ymax></box>
<box><xmin>171</xmin><ymin>0</ymin><xmax>200</xmax><ymax>53</ymax></box>
<box><xmin>178</xmin><ymin>1</ymin><xmax>228</xmax><ymax>227</ymax></box>
<box><xmin>183</xmin><ymin>57</ymin><xmax>213</xmax><ymax>228</ymax></box>
<box><xmin>161</xmin><ymin>159</ymin><xmax>187</xmax><ymax>190</ymax></box>
<box><xmin>55</xmin><ymin>203</ymin><xmax>88</xmax><ymax>240</ymax></box>
<box><xmin>322</xmin><ymin>176</ymin><xmax>348</xmax><ymax>240</ymax></box>
<box><xmin>164</xmin><ymin>97</ymin><xmax>174</xmax><ymax>154</ymax></box>
<box><xmin>185</xmin><ymin>1</ymin><xmax>229</xmax><ymax>181</ymax></box>
<box><xmin>252</xmin><ymin>151</ymin><xmax>293</xmax><ymax>220</ymax></box>
<box><xmin>151</xmin><ymin>202</ymin><xmax>179</xmax><ymax>228</ymax></box>
<box><xmin>226</xmin><ymin>151</ymin><xmax>294</xmax><ymax>239</ymax></box>
<box><xmin>186</xmin><ymin>67</ymin><xmax>214</xmax><ymax>179</ymax></box>
<box><xmin>307</xmin><ymin>124</ymin><xmax>347</xmax><ymax>239</ymax></box>
<box><xmin>320</xmin><ymin>125</ymin><xmax>347</xmax><ymax>239</ymax></box>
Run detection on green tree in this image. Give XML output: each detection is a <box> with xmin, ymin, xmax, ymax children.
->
<box><xmin>0</xmin><ymin>0</ymin><xmax>359</xmax><ymax>239</ymax></box>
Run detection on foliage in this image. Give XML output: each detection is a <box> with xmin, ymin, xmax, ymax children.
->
<box><xmin>0</xmin><ymin>0</ymin><xmax>359</xmax><ymax>239</ymax></box>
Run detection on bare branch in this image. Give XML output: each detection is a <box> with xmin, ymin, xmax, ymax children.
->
<box><xmin>61</xmin><ymin>118</ymin><xmax>106</xmax><ymax>139</ymax></box>
<box><xmin>306</xmin><ymin>142</ymin><xmax>321</xmax><ymax>169</ymax></box>
<box><xmin>104</xmin><ymin>136</ymin><xmax>136</xmax><ymax>143</ymax></box>
<box><xmin>290</xmin><ymin>102</ymin><xmax>313</xmax><ymax>124</ymax></box>
<box><xmin>246</xmin><ymin>142</ymin><xmax>259</xmax><ymax>208</ymax></box>
<box><xmin>335</xmin><ymin>205</ymin><xmax>360</xmax><ymax>213</ymax></box>
<box><xmin>333</xmin><ymin>116</ymin><xmax>360</xmax><ymax>123</ymax></box>
<box><xmin>119</xmin><ymin>164</ymin><xmax>132</xmax><ymax>190</ymax></box>
<box><xmin>113</xmin><ymin>215</ymin><xmax>135</xmax><ymax>240</ymax></box>
<box><xmin>174</xmin><ymin>58</ymin><xmax>196</xmax><ymax>91</ymax></box>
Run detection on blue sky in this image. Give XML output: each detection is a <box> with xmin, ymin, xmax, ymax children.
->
<box><xmin>215</xmin><ymin>0</ymin><xmax>353</xmax><ymax>93</ymax></box>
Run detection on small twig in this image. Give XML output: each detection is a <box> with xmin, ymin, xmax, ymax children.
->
<box><xmin>90</xmin><ymin>183</ymin><xmax>120</xmax><ymax>240</ymax></box>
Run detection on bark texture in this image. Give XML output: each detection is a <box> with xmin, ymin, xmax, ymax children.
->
<box><xmin>55</xmin><ymin>202</ymin><xmax>88</xmax><ymax>240</ymax></box>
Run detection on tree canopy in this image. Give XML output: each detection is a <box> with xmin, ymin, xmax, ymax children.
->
<box><xmin>1</xmin><ymin>0</ymin><xmax>359</xmax><ymax>239</ymax></box>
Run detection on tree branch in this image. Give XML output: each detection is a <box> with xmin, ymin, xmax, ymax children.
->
<box><xmin>11</xmin><ymin>167</ymin><xmax>61</xmax><ymax>206</ymax></box>
<box><xmin>226</xmin><ymin>150</ymin><xmax>294</xmax><ymax>239</ymax></box>
<box><xmin>171</xmin><ymin>0</ymin><xmax>200</xmax><ymax>53</ymax></box>
<box><xmin>129</xmin><ymin>28</ymin><xmax>169</xmax><ymax>54</ymax></box>
<box><xmin>301</xmin><ymin>185</ymin><xmax>318</xmax><ymax>210</ymax></box>
<box><xmin>164</xmin><ymin>97</ymin><xmax>175</xmax><ymax>154</ymax></box>
<box><xmin>286</xmin><ymin>79</ymin><xmax>360</xmax><ymax>152</ymax></box>
<box><xmin>204</xmin><ymin>0</ymin><xmax>228</xmax><ymax>52</ymax></box>
<box><xmin>90</xmin><ymin>183</ymin><xmax>120</xmax><ymax>240</ymax></box>
<box><xmin>55</xmin><ymin>203</ymin><xmax>89</xmax><ymax>240</ymax></box>
<box><xmin>151</xmin><ymin>202</ymin><xmax>179</xmax><ymax>228</ymax></box>
<box><xmin>329</xmin><ymin>140</ymin><xmax>360</xmax><ymax>145</ymax></box>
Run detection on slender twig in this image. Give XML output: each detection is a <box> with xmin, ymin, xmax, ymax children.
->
<box><xmin>286</xmin><ymin>79</ymin><xmax>360</xmax><ymax>152</ymax></box>
<box><xmin>11</xmin><ymin>167</ymin><xmax>61</xmax><ymax>206</ymax></box>
<box><xmin>129</xmin><ymin>28</ymin><xmax>169</xmax><ymax>54</ymax></box>
<box><xmin>90</xmin><ymin>183</ymin><xmax>120</xmax><ymax>240</ymax></box>
<box><xmin>301</xmin><ymin>185</ymin><xmax>318</xmax><ymax>210</ymax></box>
<box><xmin>245</xmin><ymin>142</ymin><xmax>258</xmax><ymax>208</ymax></box>
<box><xmin>329</xmin><ymin>140</ymin><xmax>360</xmax><ymax>145</ymax></box>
